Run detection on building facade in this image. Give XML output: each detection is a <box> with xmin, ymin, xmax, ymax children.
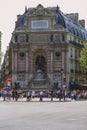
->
<box><xmin>0</xmin><ymin>32</ymin><xmax>4</xmax><ymax>87</ymax></box>
<box><xmin>9</xmin><ymin>4</ymin><xmax>87</xmax><ymax>90</ymax></box>
<box><xmin>0</xmin><ymin>32</ymin><xmax>3</xmax><ymax>69</ymax></box>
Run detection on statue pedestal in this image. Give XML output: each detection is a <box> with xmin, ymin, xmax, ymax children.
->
<box><xmin>30</xmin><ymin>71</ymin><xmax>49</xmax><ymax>90</ymax></box>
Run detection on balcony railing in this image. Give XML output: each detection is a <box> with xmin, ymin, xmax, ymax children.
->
<box><xmin>69</xmin><ymin>40</ymin><xmax>84</xmax><ymax>48</ymax></box>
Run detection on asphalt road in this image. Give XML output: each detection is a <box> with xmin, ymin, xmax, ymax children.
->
<box><xmin>0</xmin><ymin>100</ymin><xmax>87</xmax><ymax>130</ymax></box>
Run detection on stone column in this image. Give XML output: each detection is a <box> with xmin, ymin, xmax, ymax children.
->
<box><xmin>25</xmin><ymin>51</ymin><xmax>29</xmax><ymax>87</ymax></box>
<box><xmin>26</xmin><ymin>51</ymin><xmax>29</xmax><ymax>72</ymax></box>
<box><xmin>50</xmin><ymin>51</ymin><xmax>53</xmax><ymax>72</ymax></box>
<box><xmin>14</xmin><ymin>52</ymin><xmax>18</xmax><ymax>72</ymax></box>
<box><xmin>50</xmin><ymin>50</ymin><xmax>54</xmax><ymax>81</ymax></box>
<box><xmin>61</xmin><ymin>51</ymin><xmax>65</xmax><ymax>70</ymax></box>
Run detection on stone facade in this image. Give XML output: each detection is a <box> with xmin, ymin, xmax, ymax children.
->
<box><xmin>10</xmin><ymin>4</ymin><xmax>87</xmax><ymax>90</ymax></box>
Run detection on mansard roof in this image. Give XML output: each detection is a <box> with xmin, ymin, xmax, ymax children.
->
<box><xmin>15</xmin><ymin>4</ymin><xmax>87</xmax><ymax>40</ymax></box>
<box><xmin>50</xmin><ymin>8</ymin><xmax>87</xmax><ymax>40</ymax></box>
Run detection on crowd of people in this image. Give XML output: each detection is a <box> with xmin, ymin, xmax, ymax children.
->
<box><xmin>0</xmin><ymin>88</ymin><xmax>87</xmax><ymax>102</ymax></box>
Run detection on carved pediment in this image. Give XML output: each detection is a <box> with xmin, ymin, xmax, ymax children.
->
<box><xmin>36</xmin><ymin>4</ymin><xmax>45</xmax><ymax>16</ymax></box>
<box><xmin>28</xmin><ymin>4</ymin><xmax>55</xmax><ymax>16</ymax></box>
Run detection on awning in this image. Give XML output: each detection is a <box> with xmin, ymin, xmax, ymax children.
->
<box><xmin>75</xmin><ymin>84</ymin><xmax>87</xmax><ymax>90</ymax></box>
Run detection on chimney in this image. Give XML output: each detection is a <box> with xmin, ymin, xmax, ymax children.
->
<box><xmin>79</xmin><ymin>19</ymin><xmax>85</xmax><ymax>28</ymax></box>
<box><xmin>66</xmin><ymin>13</ymin><xmax>79</xmax><ymax>23</ymax></box>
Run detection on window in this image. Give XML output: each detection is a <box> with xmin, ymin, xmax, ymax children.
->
<box><xmin>31</xmin><ymin>20</ymin><xmax>48</xmax><ymax>29</ymax></box>
<box><xmin>62</xmin><ymin>34</ymin><xmax>65</xmax><ymax>41</ymax></box>
<box><xmin>50</xmin><ymin>34</ymin><xmax>54</xmax><ymax>42</ymax></box>
<box><xmin>75</xmin><ymin>49</ymin><xmax>77</xmax><ymax>58</ymax></box>
<box><xmin>26</xmin><ymin>34</ymin><xmax>29</xmax><ymax>42</ymax></box>
<box><xmin>15</xmin><ymin>35</ymin><xmax>18</xmax><ymax>42</ymax></box>
<box><xmin>70</xmin><ymin>48</ymin><xmax>73</xmax><ymax>58</ymax></box>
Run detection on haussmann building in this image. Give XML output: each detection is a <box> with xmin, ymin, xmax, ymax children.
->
<box><xmin>10</xmin><ymin>4</ymin><xmax>87</xmax><ymax>90</ymax></box>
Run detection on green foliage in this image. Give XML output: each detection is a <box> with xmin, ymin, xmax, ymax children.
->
<box><xmin>79</xmin><ymin>43</ymin><xmax>87</xmax><ymax>69</ymax></box>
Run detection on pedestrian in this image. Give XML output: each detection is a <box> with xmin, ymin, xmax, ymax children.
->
<box><xmin>50</xmin><ymin>90</ymin><xmax>53</xmax><ymax>101</ymax></box>
<box><xmin>3</xmin><ymin>90</ymin><xmax>7</xmax><ymax>101</ymax></box>
<box><xmin>31</xmin><ymin>91</ymin><xmax>35</xmax><ymax>99</ymax></box>
<box><xmin>14</xmin><ymin>90</ymin><xmax>18</xmax><ymax>101</ymax></box>
<box><xmin>12</xmin><ymin>90</ymin><xmax>15</xmax><ymax>100</ymax></box>
<box><xmin>39</xmin><ymin>91</ymin><xmax>43</xmax><ymax>101</ymax></box>
<box><xmin>63</xmin><ymin>89</ymin><xmax>67</xmax><ymax>101</ymax></box>
<box><xmin>26</xmin><ymin>90</ymin><xmax>31</xmax><ymax>101</ymax></box>
<box><xmin>59</xmin><ymin>89</ymin><xmax>62</xmax><ymax>101</ymax></box>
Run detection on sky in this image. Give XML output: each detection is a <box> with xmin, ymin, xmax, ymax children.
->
<box><xmin>0</xmin><ymin>0</ymin><xmax>87</xmax><ymax>55</ymax></box>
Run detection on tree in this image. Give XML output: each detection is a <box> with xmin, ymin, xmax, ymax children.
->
<box><xmin>79</xmin><ymin>43</ymin><xmax>87</xmax><ymax>69</ymax></box>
